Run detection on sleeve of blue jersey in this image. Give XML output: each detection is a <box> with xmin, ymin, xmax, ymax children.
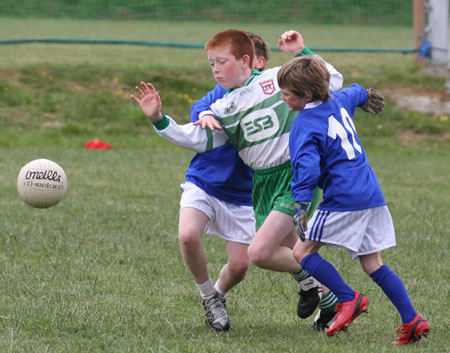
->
<box><xmin>190</xmin><ymin>84</ymin><xmax>227</xmax><ymax>122</ymax></box>
<box><xmin>289</xmin><ymin>121</ymin><xmax>322</xmax><ymax>202</ymax></box>
<box><xmin>339</xmin><ymin>84</ymin><xmax>369</xmax><ymax>110</ymax></box>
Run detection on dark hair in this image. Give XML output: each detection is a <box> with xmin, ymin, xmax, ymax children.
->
<box><xmin>246</xmin><ymin>32</ymin><xmax>270</xmax><ymax>60</ymax></box>
<box><xmin>277</xmin><ymin>56</ymin><xmax>331</xmax><ymax>102</ymax></box>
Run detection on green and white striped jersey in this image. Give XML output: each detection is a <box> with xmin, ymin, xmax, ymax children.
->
<box><xmin>154</xmin><ymin>60</ymin><xmax>343</xmax><ymax>171</ymax></box>
<box><xmin>209</xmin><ymin>67</ymin><xmax>294</xmax><ymax>170</ymax></box>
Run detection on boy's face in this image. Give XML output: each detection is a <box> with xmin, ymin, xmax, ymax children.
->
<box><xmin>207</xmin><ymin>47</ymin><xmax>251</xmax><ymax>89</ymax></box>
<box><xmin>281</xmin><ymin>88</ymin><xmax>311</xmax><ymax>111</ymax></box>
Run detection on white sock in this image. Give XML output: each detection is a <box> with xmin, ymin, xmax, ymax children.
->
<box><xmin>196</xmin><ymin>277</ymin><xmax>216</xmax><ymax>299</ymax></box>
<box><xmin>214</xmin><ymin>282</ymin><xmax>226</xmax><ymax>297</ymax></box>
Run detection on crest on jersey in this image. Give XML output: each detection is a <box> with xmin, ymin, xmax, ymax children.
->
<box><xmin>260</xmin><ymin>79</ymin><xmax>275</xmax><ymax>95</ymax></box>
<box><xmin>225</xmin><ymin>102</ymin><xmax>237</xmax><ymax>114</ymax></box>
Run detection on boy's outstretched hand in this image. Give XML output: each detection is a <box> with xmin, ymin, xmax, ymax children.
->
<box><xmin>278</xmin><ymin>30</ymin><xmax>305</xmax><ymax>55</ymax></box>
<box><xmin>360</xmin><ymin>88</ymin><xmax>385</xmax><ymax>115</ymax></box>
<box><xmin>131</xmin><ymin>82</ymin><xmax>163</xmax><ymax>122</ymax></box>
<box><xmin>193</xmin><ymin>114</ymin><xmax>223</xmax><ymax>131</ymax></box>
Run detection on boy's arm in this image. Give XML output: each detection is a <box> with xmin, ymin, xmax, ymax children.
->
<box><xmin>277</xmin><ymin>30</ymin><xmax>316</xmax><ymax>57</ymax></box>
<box><xmin>359</xmin><ymin>88</ymin><xmax>384</xmax><ymax>114</ymax></box>
<box><xmin>278</xmin><ymin>30</ymin><xmax>305</xmax><ymax>55</ymax></box>
<box><xmin>153</xmin><ymin>114</ymin><xmax>228</xmax><ymax>152</ymax></box>
<box><xmin>278</xmin><ymin>30</ymin><xmax>343</xmax><ymax>92</ymax></box>
<box><xmin>340</xmin><ymin>84</ymin><xmax>385</xmax><ymax>115</ymax></box>
<box><xmin>130</xmin><ymin>81</ymin><xmax>163</xmax><ymax>122</ymax></box>
<box><xmin>324</xmin><ymin>61</ymin><xmax>344</xmax><ymax>93</ymax></box>
<box><xmin>293</xmin><ymin>201</ymin><xmax>311</xmax><ymax>242</ymax></box>
<box><xmin>131</xmin><ymin>81</ymin><xmax>227</xmax><ymax>152</ymax></box>
<box><xmin>190</xmin><ymin>83</ymin><xmax>227</xmax><ymax>122</ymax></box>
<box><xmin>191</xmin><ymin>83</ymin><xmax>226</xmax><ymax>131</ymax></box>
<box><xmin>289</xmin><ymin>124</ymin><xmax>321</xmax><ymax>240</ymax></box>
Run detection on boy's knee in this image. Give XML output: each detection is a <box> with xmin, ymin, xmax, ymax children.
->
<box><xmin>293</xmin><ymin>244</ymin><xmax>309</xmax><ymax>264</ymax></box>
<box><xmin>293</xmin><ymin>239</ymin><xmax>321</xmax><ymax>265</ymax></box>
<box><xmin>359</xmin><ymin>253</ymin><xmax>383</xmax><ymax>275</ymax></box>
<box><xmin>247</xmin><ymin>243</ymin><xmax>271</xmax><ymax>267</ymax></box>
<box><xmin>228</xmin><ymin>260</ymin><xmax>249</xmax><ymax>279</ymax></box>
<box><xmin>361</xmin><ymin>261</ymin><xmax>383</xmax><ymax>275</ymax></box>
<box><xmin>178</xmin><ymin>229</ymin><xmax>201</xmax><ymax>249</ymax></box>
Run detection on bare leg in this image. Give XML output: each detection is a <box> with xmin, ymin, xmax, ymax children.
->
<box><xmin>215</xmin><ymin>241</ymin><xmax>250</xmax><ymax>293</ymax></box>
<box><xmin>359</xmin><ymin>251</ymin><xmax>383</xmax><ymax>274</ymax></box>
<box><xmin>293</xmin><ymin>238</ymin><xmax>331</xmax><ymax>294</ymax></box>
<box><xmin>178</xmin><ymin>208</ymin><xmax>232</xmax><ymax>331</ymax></box>
<box><xmin>178</xmin><ymin>207</ymin><xmax>210</xmax><ymax>284</ymax></box>
<box><xmin>293</xmin><ymin>238</ymin><xmax>323</xmax><ymax>264</ymax></box>
<box><xmin>248</xmin><ymin>211</ymin><xmax>332</xmax><ymax>292</ymax></box>
<box><xmin>247</xmin><ymin>210</ymin><xmax>301</xmax><ymax>272</ymax></box>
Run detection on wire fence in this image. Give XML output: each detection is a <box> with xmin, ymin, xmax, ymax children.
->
<box><xmin>0</xmin><ymin>37</ymin><xmax>420</xmax><ymax>54</ymax></box>
<box><xmin>0</xmin><ymin>1</ymin><xmax>419</xmax><ymax>54</ymax></box>
<box><xmin>0</xmin><ymin>0</ymin><xmax>413</xmax><ymax>25</ymax></box>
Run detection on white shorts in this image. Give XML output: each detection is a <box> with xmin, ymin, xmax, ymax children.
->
<box><xmin>179</xmin><ymin>182</ymin><xmax>256</xmax><ymax>244</ymax></box>
<box><xmin>306</xmin><ymin>206</ymin><xmax>396</xmax><ymax>259</ymax></box>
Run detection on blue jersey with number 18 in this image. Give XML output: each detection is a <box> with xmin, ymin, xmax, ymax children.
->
<box><xmin>289</xmin><ymin>83</ymin><xmax>386</xmax><ymax>211</ymax></box>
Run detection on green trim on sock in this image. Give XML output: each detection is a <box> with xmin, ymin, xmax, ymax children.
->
<box><xmin>292</xmin><ymin>269</ymin><xmax>310</xmax><ymax>281</ymax></box>
<box><xmin>319</xmin><ymin>291</ymin><xmax>338</xmax><ymax>313</ymax></box>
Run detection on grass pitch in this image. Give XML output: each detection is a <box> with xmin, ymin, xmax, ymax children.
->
<box><xmin>0</xmin><ymin>18</ymin><xmax>449</xmax><ymax>353</ymax></box>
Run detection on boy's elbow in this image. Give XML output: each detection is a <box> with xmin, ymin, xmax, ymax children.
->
<box><xmin>330</xmin><ymin>77</ymin><xmax>344</xmax><ymax>92</ymax></box>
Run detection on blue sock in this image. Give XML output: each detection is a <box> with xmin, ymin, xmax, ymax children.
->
<box><xmin>301</xmin><ymin>252</ymin><xmax>354</xmax><ymax>303</ymax></box>
<box><xmin>370</xmin><ymin>264</ymin><xmax>417</xmax><ymax>323</ymax></box>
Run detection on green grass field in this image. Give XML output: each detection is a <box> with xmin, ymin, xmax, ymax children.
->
<box><xmin>0</xmin><ymin>18</ymin><xmax>449</xmax><ymax>352</ymax></box>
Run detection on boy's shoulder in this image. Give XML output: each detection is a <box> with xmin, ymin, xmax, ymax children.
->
<box><xmin>211</xmin><ymin>68</ymin><xmax>283</xmax><ymax>116</ymax></box>
<box><xmin>232</xmin><ymin>67</ymin><xmax>281</xmax><ymax>99</ymax></box>
<box><xmin>253</xmin><ymin>67</ymin><xmax>280</xmax><ymax>84</ymax></box>
<box><xmin>333</xmin><ymin>83</ymin><xmax>365</xmax><ymax>99</ymax></box>
<box><xmin>294</xmin><ymin>101</ymin><xmax>333</xmax><ymax>131</ymax></box>
<box><xmin>329</xmin><ymin>83</ymin><xmax>367</xmax><ymax>110</ymax></box>
<box><xmin>260</xmin><ymin>66</ymin><xmax>280</xmax><ymax>77</ymax></box>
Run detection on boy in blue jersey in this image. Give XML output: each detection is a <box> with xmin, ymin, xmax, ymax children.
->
<box><xmin>277</xmin><ymin>56</ymin><xmax>430</xmax><ymax>344</ymax></box>
<box><xmin>177</xmin><ymin>33</ymin><xmax>269</xmax><ymax>332</ymax></box>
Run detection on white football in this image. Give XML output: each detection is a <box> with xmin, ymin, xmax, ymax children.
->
<box><xmin>17</xmin><ymin>159</ymin><xmax>67</xmax><ymax>208</ymax></box>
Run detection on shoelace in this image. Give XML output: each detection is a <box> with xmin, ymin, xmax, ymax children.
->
<box><xmin>204</xmin><ymin>296</ymin><xmax>227</xmax><ymax>321</ymax></box>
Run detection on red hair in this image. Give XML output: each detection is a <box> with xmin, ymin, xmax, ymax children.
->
<box><xmin>205</xmin><ymin>29</ymin><xmax>255</xmax><ymax>68</ymax></box>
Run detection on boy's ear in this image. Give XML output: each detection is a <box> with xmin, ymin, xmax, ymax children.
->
<box><xmin>255</xmin><ymin>56</ymin><xmax>266</xmax><ymax>70</ymax></box>
<box><xmin>242</xmin><ymin>54</ymin><xmax>251</xmax><ymax>68</ymax></box>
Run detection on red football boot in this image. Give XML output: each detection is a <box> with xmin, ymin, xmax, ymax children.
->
<box><xmin>326</xmin><ymin>291</ymin><xmax>369</xmax><ymax>336</ymax></box>
<box><xmin>393</xmin><ymin>314</ymin><xmax>429</xmax><ymax>344</ymax></box>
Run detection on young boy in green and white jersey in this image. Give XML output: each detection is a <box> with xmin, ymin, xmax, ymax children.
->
<box><xmin>175</xmin><ymin>32</ymin><xmax>270</xmax><ymax>332</ymax></box>
<box><xmin>131</xmin><ymin>29</ymin><xmax>343</xmax><ymax>330</ymax></box>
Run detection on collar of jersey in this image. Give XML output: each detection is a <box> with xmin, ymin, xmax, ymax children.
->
<box><xmin>304</xmin><ymin>100</ymin><xmax>323</xmax><ymax>110</ymax></box>
<box><xmin>226</xmin><ymin>69</ymin><xmax>262</xmax><ymax>94</ymax></box>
